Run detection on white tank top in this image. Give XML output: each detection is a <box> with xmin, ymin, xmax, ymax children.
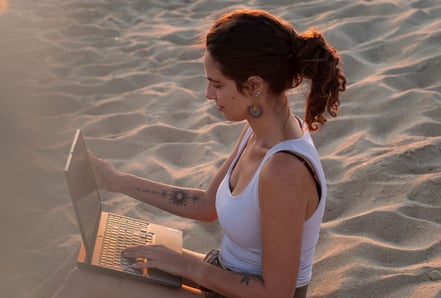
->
<box><xmin>216</xmin><ymin>125</ymin><xmax>327</xmax><ymax>287</ymax></box>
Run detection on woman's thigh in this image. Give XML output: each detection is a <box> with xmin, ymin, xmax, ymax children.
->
<box><xmin>53</xmin><ymin>267</ymin><xmax>204</xmax><ymax>298</ymax></box>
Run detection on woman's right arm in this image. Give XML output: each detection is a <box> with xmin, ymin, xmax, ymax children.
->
<box><xmin>88</xmin><ymin>124</ymin><xmax>248</xmax><ymax>222</ymax></box>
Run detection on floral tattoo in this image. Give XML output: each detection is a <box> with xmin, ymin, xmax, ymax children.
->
<box><xmin>133</xmin><ymin>187</ymin><xmax>201</xmax><ymax>206</ymax></box>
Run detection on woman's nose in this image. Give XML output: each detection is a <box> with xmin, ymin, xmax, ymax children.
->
<box><xmin>205</xmin><ymin>85</ymin><xmax>216</xmax><ymax>101</ymax></box>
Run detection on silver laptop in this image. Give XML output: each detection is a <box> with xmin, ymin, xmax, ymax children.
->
<box><xmin>64</xmin><ymin>129</ymin><xmax>183</xmax><ymax>288</ymax></box>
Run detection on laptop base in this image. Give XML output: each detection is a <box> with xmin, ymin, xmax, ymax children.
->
<box><xmin>76</xmin><ymin>243</ymin><xmax>182</xmax><ymax>288</ymax></box>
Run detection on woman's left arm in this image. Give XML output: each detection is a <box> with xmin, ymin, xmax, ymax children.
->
<box><xmin>257</xmin><ymin>151</ymin><xmax>318</xmax><ymax>297</ymax></box>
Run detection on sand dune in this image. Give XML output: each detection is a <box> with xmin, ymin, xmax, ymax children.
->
<box><xmin>0</xmin><ymin>0</ymin><xmax>440</xmax><ymax>297</ymax></box>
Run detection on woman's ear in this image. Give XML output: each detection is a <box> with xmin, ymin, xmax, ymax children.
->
<box><xmin>247</xmin><ymin>76</ymin><xmax>264</xmax><ymax>97</ymax></box>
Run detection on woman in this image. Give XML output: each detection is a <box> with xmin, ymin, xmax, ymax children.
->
<box><xmin>55</xmin><ymin>9</ymin><xmax>345</xmax><ymax>298</ymax></box>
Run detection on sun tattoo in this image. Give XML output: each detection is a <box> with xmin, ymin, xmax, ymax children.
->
<box><xmin>133</xmin><ymin>187</ymin><xmax>201</xmax><ymax>207</ymax></box>
<box><xmin>170</xmin><ymin>189</ymin><xmax>189</xmax><ymax>206</ymax></box>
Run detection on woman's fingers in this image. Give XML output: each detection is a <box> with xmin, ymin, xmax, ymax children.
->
<box><xmin>122</xmin><ymin>245</ymin><xmax>185</xmax><ymax>277</ymax></box>
<box><xmin>122</xmin><ymin>246</ymin><xmax>164</xmax><ymax>273</ymax></box>
<box><xmin>122</xmin><ymin>245</ymin><xmax>161</xmax><ymax>259</ymax></box>
<box><xmin>131</xmin><ymin>259</ymin><xmax>149</xmax><ymax>269</ymax></box>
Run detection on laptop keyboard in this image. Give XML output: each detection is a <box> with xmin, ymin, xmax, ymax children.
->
<box><xmin>99</xmin><ymin>214</ymin><xmax>154</xmax><ymax>272</ymax></box>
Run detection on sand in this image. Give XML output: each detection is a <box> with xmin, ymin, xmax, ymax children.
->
<box><xmin>0</xmin><ymin>0</ymin><xmax>440</xmax><ymax>297</ymax></box>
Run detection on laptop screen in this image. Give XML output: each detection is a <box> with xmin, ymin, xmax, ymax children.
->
<box><xmin>64</xmin><ymin>129</ymin><xmax>102</xmax><ymax>258</ymax></box>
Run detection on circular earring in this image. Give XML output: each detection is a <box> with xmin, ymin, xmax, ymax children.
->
<box><xmin>254</xmin><ymin>90</ymin><xmax>261</xmax><ymax>97</ymax></box>
<box><xmin>247</xmin><ymin>104</ymin><xmax>262</xmax><ymax>118</ymax></box>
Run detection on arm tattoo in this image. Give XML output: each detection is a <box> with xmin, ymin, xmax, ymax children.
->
<box><xmin>240</xmin><ymin>274</ymin><xmax>263</xmax><ymax>286</ymax></box>
<box><xmin>133</xmin><ymin>187</ymin><xmax>201</xmax><ymax>206</ymax></box>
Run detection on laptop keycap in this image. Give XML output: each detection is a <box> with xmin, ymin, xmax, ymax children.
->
<box><xmin>99</xmin><ymin>214</ymin><xmax>154</xmax><ymax>273</ymax></box>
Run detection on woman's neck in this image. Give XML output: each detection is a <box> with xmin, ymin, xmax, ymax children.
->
<box><xmin>247</xmin><ymin>95</ymin><xmax>303</xmax><ymax>149</ymax></box>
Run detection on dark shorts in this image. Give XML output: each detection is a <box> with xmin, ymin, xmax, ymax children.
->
<box><xmin>202</xmin><ymin>250</ymin><xmax>308</xmax><ymax>298</ymax></box>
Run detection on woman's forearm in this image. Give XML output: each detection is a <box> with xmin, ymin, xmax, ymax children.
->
<box><xmin>187</xmin><ymin>260</ymin><xmax>269</xmax><ymax>298</ymax></box>
<box><xmin>118</xmin><ymin>172</ymin><xmax>217</xmax><ymax>221</ymax></box>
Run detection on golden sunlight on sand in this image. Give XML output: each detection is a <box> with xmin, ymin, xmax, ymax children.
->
<box><xmin>3</xmin><ymin>1</ymin><xmax>441</xmax><ymax>297</ymax></box>
<box><xmin>0</xmin><ymin>0</ymin><xmax>8</xmax><ymax>12</ymax></box>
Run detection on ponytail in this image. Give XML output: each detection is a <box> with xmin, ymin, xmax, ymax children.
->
<box><xmin>292</xmin><ymin>29</ymin><xmax>346</xmax><ymax>130</ymax></box>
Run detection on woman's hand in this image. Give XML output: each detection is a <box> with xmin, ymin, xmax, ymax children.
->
<box><xmin>122</xmin><ymin>245</ymin><xmax>194</xmax><ymax>278</ymax></box>
<box><xmin>87</xmin><ymin>150</ymin><xmax>124</xmax><ymax>193</ymax></box>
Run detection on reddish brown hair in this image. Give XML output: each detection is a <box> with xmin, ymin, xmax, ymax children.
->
<box><xmin>205</xmin><ymin>9</ymin><xmax>346</xmax><ymax>130</ymax></box>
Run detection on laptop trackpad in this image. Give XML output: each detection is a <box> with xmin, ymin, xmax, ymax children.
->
<box><xmin>148</xmin><ymin>224</ymin><xmax>183</xmax><ymax>253</ymax></box>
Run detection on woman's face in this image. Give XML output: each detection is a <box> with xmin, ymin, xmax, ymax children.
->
<box><xmin>203</xmin><ymin>51</ymin><xmax>250</xmax><ymax>121</ymax></box>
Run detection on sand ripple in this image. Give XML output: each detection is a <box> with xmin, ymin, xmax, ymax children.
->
<box><xmin>1</xmin><ymin>1</ymin><xmax>440</xmax><ymax>297</ymax></box>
